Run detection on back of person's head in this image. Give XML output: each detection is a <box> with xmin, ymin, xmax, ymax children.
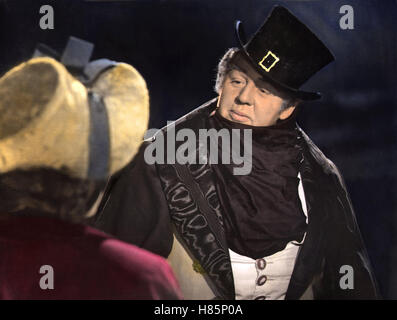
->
<box><xmin>0</xmin><ymin>56</ymin><xmax>149</xmax><ymax>222</ymax></box>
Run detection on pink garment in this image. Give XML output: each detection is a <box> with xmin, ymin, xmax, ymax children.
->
<box><xmin>0</xmin><ymin>216</ymin><xmax>182</xmax><ymax>300</ymax></box>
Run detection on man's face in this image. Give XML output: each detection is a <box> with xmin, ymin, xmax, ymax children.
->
<box><xmin>217</xmin><ymin>67</ymin><xmax>295</xmax><ymax>127</ymax></box>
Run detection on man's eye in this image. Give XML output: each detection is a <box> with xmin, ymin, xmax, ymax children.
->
<box><xmin>259</xmin><ymin>88</ymin><xmax>270</xmax><ymax>94</ymax></box>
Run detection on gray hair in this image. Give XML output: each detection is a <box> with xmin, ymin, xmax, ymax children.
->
<box><xmin>214</xmin><ymin>47</ymin><xmax>239</xmax><ymax>94</ymax></box>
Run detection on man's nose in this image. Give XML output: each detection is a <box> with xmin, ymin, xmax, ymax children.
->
<box><xmin>237</xmin><ymin>82</ymin><xmax>254</xmax><ymax>106</ymax></box>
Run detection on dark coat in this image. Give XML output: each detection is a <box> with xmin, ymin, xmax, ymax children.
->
<box><xmin>93</xmin><ymin>98</ymin><xmax>380</xmax><ymax>300</ymax></box>
<box><xmin>0</xmin><ymin>215</ymin><xmax>182</xmax><ymax>300</ymax></box>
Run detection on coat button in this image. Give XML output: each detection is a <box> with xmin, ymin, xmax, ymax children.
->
<box><xmin>257</xmin><ymin>275</ymin><xmax>267</xmax><ymax>286</ymax></box>
<box><xmin>256</xmin><ymin>258</ymin><xmax>266</xmax><ymax>270</ymax></box>
<box><xmin>254</xmin><ymin>295</ymin><xmax>267</xmax><ymax>300</ymax></box>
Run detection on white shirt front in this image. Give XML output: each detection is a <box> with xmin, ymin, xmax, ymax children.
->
<box><xmin>229</xmin><ymin>173</ymin><xmax>308</xmax><ymax>300</ymax></box>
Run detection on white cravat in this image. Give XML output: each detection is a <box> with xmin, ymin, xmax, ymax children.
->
<box><xmin>230</xmin><ymin>173</ymin><xmax>308</xmax><ymax>300</ymax></box>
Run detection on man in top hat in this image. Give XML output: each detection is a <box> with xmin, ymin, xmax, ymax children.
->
<box><xmin>0</xmin><ymin>51</ymin><xmax>182</xmax><ymax>299</ymax></box>
<box><xmin>92</xmin><ymin>6</ymin><xmax>379</xmax><ymax>299</ymax></box>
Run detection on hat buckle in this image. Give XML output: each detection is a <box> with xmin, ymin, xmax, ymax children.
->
<box><xmin>258</xmin><ymin>50</ymin><xmax>280</xmax><ymax>72</ymax></box>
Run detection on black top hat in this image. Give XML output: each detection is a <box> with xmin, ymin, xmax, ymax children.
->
<box><xmin>235</xmin><ymin>6</ymin><xmax>335</xmax><ymax>100</ymax></box>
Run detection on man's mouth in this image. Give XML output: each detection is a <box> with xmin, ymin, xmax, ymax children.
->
<box><xmin>230</xmin><ymin>110</ymin><xmax>251</xmax><ymax>122</ymax></box>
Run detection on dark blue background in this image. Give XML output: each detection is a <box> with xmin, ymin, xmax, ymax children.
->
<box><xmin>1</xmin><ymin>0</ymin><xmax>396</xmax><ymax>299</ymax></box>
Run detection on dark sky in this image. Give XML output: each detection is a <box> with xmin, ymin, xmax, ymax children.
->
<box><xmin>1</xmin><ymin>0</ymin><xmax>396</xmax><ymax>298</ymax></box>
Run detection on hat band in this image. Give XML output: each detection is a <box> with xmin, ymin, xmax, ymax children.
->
<box><xmin>87</xmin><ymin>91</ymin><xmax>110</xmax><ymax>180</ymax></box>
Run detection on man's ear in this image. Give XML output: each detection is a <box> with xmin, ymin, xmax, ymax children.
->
<box><xmin>279</xmin><ymin>103</ymin><xmax>298</xmax><ymax>120</ymax></box>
